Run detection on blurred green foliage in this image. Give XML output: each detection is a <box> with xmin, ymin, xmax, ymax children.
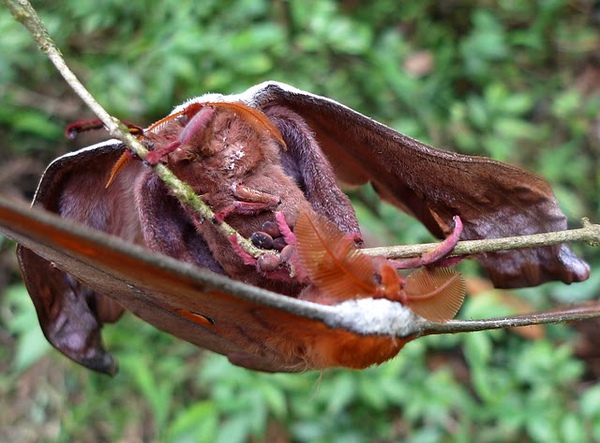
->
<box><xmin>1</xmin><ymin>0</ymin><xmax>600</xmax><ymax>442</ymax></box>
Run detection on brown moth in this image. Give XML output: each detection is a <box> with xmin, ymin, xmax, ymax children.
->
<box><xmin>6</xmin><ymin>82</ymin><xmax>590</xmax><ymax>374</ymax></box>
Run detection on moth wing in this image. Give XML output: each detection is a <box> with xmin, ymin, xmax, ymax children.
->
<box><xmin>18</xmin><ymin>141</ymin><xmax>139</xmax><ymax>372</ymax></box>
<box><xmin>3</xmin><ymin>197</ymin><xmax>348</xmax><ymax>374</ymax></box>
<box><xmin>241</xmin><ymin>82</ymin><xmax>589</xmax><ymax>288</ymax></box>
<box><xmin>15</xmin><ymin>141</ymin><xmax>218</xmax><ymax>373</ymax></box>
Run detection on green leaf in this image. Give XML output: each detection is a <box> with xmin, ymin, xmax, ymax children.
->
<box><xmin>1</xmin><ymin>284</ymin><xmax>51</xmax><ymax>372</ymax></box>
<box><xmin>167</xmin><ymin>401</ymin><xmax>219</xmax><ymax>443</ymax></box>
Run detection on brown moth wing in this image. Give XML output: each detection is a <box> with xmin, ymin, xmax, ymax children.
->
<box><xmin>264</xmin><ymin>105</ymin><xmax>362</xmax><ymax>237</ymax></box>
<box><xmin>17</xmin><ymin>141</ymin><xmax>143</xmax><ymax>371</ymax></box>
<box><xmin>14</xmin><ymin>141</ymin><xmax>223</xmax><ymax>373</ymax></box>
<box><xmin>29</xmin><ymin>139</ymin><xmax>226</xmax><ymax>272</ymax></box>
<box><xmin>235</xmin><ymin>81</ymin><xmax>589</xmax><ymax>288</ymax></box>
<box><xmin>5</xmin><ymin>197</ymin><xmax>299</xmax><ymax>374</ymax></box>
<box><xmin>2</xmin><ymin>197</ymin><xmax>411</xmax><ymax>374</ymax></box>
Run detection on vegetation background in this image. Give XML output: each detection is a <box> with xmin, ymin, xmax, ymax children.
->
<box><xmin>1</xmin><ymin>0</ymin><xmax>600</xmax><ymax>441</ymax></box>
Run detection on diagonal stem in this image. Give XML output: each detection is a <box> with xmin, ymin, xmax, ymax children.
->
<box><xmin>4</xmin><ymin>0</ymin><xmax>263</xmax><ymax>259</ymax></box>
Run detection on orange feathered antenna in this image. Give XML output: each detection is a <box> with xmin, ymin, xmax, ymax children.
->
<box><xmin>105</xmin><ymin>151</ymin><xmax>131</xmax><ymax>188</ymax></box>
<box><xmin>207</xmin><ymin>102</ymin><xmax>287</xmax><ymax>148</ymax></box>
<box><xmin>404</xmin><ymin>267</ymin><xmax>466</xmax><ymax>322</ymax></box>
<box><xmin>145</xmin><ymin>108</ymin><xmax>192</xmax><ymax>133</ymax></box>
<box><xmin>146</xmin><ymin>101</ymin><xmax>285</xmax><ymax>146</ymax></box>
<box><xmin>294</xmin><ymin>210</ymin><xmax>377</xmax><ymax>301</ymax></box>
<box><xmin>295</xmin><ymin>210</ymin><xmax>466</xmax><ymax>321</ymax></box>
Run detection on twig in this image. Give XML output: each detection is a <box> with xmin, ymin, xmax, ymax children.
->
<box><xmin>364</xmin><ymin>217</ymin><xmax>600</xmax><ymax>259</ymax></box>
<box><xmin>423</xmin><ymin>301</ymin><xmax>600</xmax><ymax>335</ymax></box>
<box><xmin>4</xmin><ymin>0</ymin><xmax>263</xmax><ymax>258</ymax></box>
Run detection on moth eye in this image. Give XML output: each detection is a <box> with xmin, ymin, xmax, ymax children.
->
<box><xmin>271</xmin><ymin>236</ymin><xmax>287</xmax><ymax>251</ymax></box>
<box><xmin>180</xmin><ymin>150</ymin><xmax>198</xmax><ymax>163</ymax></box>
<box><xmin>257</xmin><ymin>253</ymin><xmax>281</xmax><ymax>272</ymax></box>
<box><xmin>261</xmin><ymin>221</ymin><xmax>281</xmax><ymax>238</ymax></box>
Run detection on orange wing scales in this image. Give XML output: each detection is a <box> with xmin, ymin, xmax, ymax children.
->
<box><xmin>175</xmin><ymin>309</ymin><xmax>216</xmax><ymax>327</ymax></box>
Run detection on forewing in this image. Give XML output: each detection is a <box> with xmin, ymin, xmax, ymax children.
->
<box><xmin>241</xmin><ymin>82</ymin><xmax>589</xmax><ymax>288</ymax></box>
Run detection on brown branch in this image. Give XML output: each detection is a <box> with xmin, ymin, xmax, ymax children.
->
<box><xmin>422</xmin><ymin>301</ymin><xmax>600</xmax><ymax>336</ymax></box>
<box><xmin>364</xmin><ymin>217</ymin><xmax>600</xmax><ymax>260</ymax></box>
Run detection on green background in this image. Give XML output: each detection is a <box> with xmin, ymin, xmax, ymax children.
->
<box><xmin>1</xmin><ymin>1</ymin><xmax>600</xmax><ymax>441</ymax></box>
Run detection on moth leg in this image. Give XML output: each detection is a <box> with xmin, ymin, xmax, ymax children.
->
<box><xmin>215</xmin><ymin>184</ymin><xmax>281</xmax><ymax>222</ymax></box>
<box><xmin>233</xmin><ymin>184</ymin><xmax>281</xmax><ymax>210</ymax></box>
<box><xmin>392</xmin><ymin>216</ymin><xmax>464</xmax><ymax>269</ymax></box>
<box><xmin>275</xmin><ymin>211</ymin><xmax>296</xmax><ymax>245</ymax></box>
<box><xmin>228</xmin><ymin>234</ymin><xmax>299</xmax><ymax>281</ymax></box>
<box><xmin>145</xmin><ymin>140</ymin><xmax>181</xmax><ymax>165</ymax></box>
<box><xmin>146</xmin><ymin>106</ymin><xmax>216</xmax><ymax>165</ymax></box>
<box><xmin>227</xmin><ymin>234</ymin><xmax>259</xmax><ymax>266</ymax></box>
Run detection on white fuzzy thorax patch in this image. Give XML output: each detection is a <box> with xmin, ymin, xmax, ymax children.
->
<box><xmin>224</xmin><ymin>145</ymin><xmax>246</xmax><ymax>171</ymax></box>
<box><xmin>322</xmin><ymin>298</ymin><xmax>427</xmax><ymax>337</ymax></box>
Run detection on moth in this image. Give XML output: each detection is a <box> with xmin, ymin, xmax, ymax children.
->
<box><xmin>3</xmin><ymin>82</ymin><xmax>590</xmax><ymax>375</ymax></box>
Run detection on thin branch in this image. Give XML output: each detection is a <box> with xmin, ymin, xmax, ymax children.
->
<box><xmin>4</xmin><ymin>0</ymin><xmax>263</xmax><ymax>258</ymax></box>
<box><xmin>421</xmin><ymin>301</ymin><xmax>600</xmax><ymax>336</ymax></box>
<box><xmin>364</xmin><ymin>217</ymin><xmax>600</xmax><ymax>260</ymax></box>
